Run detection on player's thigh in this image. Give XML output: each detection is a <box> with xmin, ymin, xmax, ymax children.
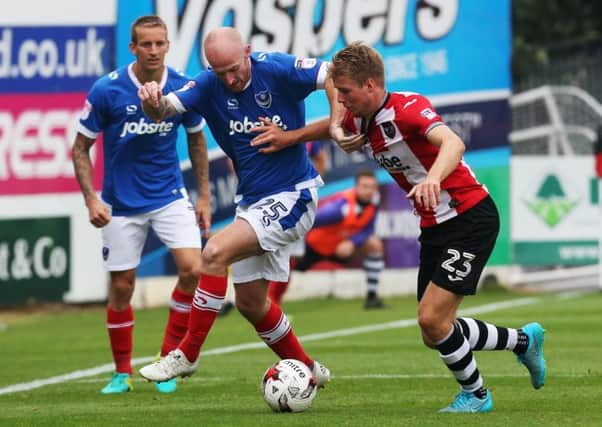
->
<box><xmin>102</xmin><ymin>214</ymin><xmax>149</xmax><ymax>271</ymax></box>
<box><xmin>207</xmin><ymin>217</ymin><xmax>263</xmax><ymax>264</ymax></box>
<box><xmin>150</xmin><ymin>198</ymin><xmax>202</xmax><ymax>250</ymax></box>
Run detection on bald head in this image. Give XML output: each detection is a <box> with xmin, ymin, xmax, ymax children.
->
<box><xmin>203</xmin><ymin>27</ymin><xmax>251</xmax><ymax>92</ymax></box>
<box><xmin>204</xmin><ymin>27</ymin><xmax>246</xmax><ymax>68</ymax></box>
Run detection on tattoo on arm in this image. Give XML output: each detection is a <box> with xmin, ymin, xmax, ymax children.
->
<box><xmin>187</xmin><ymin>131</ymin><xmax>210</xmax><ymax>198</ymax></box>
<box><xmin>71</xmin><ymin>134</ymin><xmax>97</xmax><ymax>203</ymax></box>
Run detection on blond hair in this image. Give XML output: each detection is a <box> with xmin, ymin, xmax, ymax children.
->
<box><xmin>329</xmin><ymin>42</ymin><xmax>385</xmax><ymax>87</ymax></box>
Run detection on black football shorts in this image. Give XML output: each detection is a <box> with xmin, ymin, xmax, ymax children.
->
<box><xmin>417</xmin><ymin>196</ymin><xmax>500</xmax><ymax>301</ymax></box>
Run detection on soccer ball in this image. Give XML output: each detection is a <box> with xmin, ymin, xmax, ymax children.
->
<box><xmin>261</xmin><ymin>359</ymin><xmax>318</xmax><ymax>412</ymax></box>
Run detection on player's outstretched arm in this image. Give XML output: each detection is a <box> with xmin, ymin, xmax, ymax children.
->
<box><xmin>72</xmin><ymin>133</ymin><xmax>111</xmax><ymax>227</ymax></box>
<box><xmin>138</xmin><ymin>81</ymin><xmax>178</xmax><ymax>121</ymax></box>
<box><xmin>187</xmin><ymin>130</ymin><xmax>211</xmax><ymax>237</ymax></box>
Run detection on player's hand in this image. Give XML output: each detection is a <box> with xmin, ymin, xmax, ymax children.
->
<box><xmin>330</xmin><ymin>124</ymin><xmax>365</xmax><ymax>153</ymax></box>
<box><xmin>249</xmin><ymin>117</ymin><xmax>293</xmax><ymax>153</ymax></box>
<box><xmin>406</xmin><ymin>178</ymin><xmax>441</xmax><ymax>211</ymax></box>
<box><xmin>86</xmin><ymin>197</ymin><xmax>111</xmax><ymax>228</ymax></box>
<box><xmin>196</xmin><ymin>196</ymin><xmax>212</xmax><ymax>238</ymax></box>
<box><xmin>138</xmin><ymin>81</ymin><xmax>162</xmax><ymax>109</ymax></box>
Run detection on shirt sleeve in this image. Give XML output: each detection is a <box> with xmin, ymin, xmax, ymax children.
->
<box><xmin>77</xmin><ymin>80</ymin><xmax>107</xmax><ymax>139</ymax></box>
<box><xmin>182</xmin><ymin>111</ymin><xmax>205</xmax><ymax>133</ymax></box>
<box><xmin>399</xmin><ymin>94</ymin><xmax>444</xmax><ymax>137</ymax></box>
<box><xmin>273</xmin><ymin>53</ymin><xmax>325</xmax><ymax>99</ymax></box>
<box><xmin>166</xmin><ymin>74</ymin><xmax>206</xmax><ymax>116</ymax></box>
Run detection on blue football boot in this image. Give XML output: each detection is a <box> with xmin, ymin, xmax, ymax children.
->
<box><xmin>517</xmin><ymin>322</ymin><xmax>546</xmax><ymax>389</ymax></box>
<box><xmin>101</xmin><ymin>372</ymin><xmax>133</xmax><ymax>394</ymax></box>
<box><xmin>439</xmin><ymin>390</ymin><xmax>493</xmax><ymax>413</ymax></box>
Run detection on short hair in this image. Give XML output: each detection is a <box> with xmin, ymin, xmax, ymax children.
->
<box><xmin>355</xmin><ymin>169</ymin><xmax>377</xmax><ymax>183</ymax></box>
<box><xmin>130</xmin><ymin>15</ymin><xmax>168</xmax><ymax>44</ymax></box>
<box><xmin>329</xmin><ymin>42</ymin><xmax>385</xmax><ymax>87</ymax></box>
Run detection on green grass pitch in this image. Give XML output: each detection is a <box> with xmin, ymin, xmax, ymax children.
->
<box><xmin>1</xmin><ymin>288</ymin><xmax>601</xmax><ymax>426</ymax></box>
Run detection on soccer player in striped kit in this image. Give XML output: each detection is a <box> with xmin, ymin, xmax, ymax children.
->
<box><xmin>137</xmin><ymin>27</ymin><xmax>331</xmax><ymax>386</ymax></box>
<box><xmin>327</xmin><ymin>42</ymin><xmax>546</xmax><ymax>413</ymax></box>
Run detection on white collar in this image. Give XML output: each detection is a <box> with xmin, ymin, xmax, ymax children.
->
<box><xmin>127</xmin><ymin>62</ymin><xmax>168</xmax><ymax>89</ymax></box>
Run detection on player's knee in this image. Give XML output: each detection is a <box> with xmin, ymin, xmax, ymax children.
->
<box><xmin>366</xmin><ymin>235</ymin><xmax>384</xmax><ymax>252</ymax></box>
<box><xmin>178</xmin><ymin>269</ymin><xmax>200</xmax><ymax>292</ymax></box>
<box><xmin>420</xmin><ymin>331</ymin><xmax>437</xmax><ymax>349</ymax></box>
<box><xmin>417</xmin><ymin>307</ymin><xmax>440</xmax><ymax>339</ymax></box>
<box><xmin>201</xmin><ymin>242</ymin><xmax>228</xmax><ymax>270</ymax></box>
<box><xmin>109</xmin><ymin>274</ymin><xmax>135</xmax><ymax>307</ymax></box>
<box><xmin>235</xmin><ymin>295</ymin><xmax>264</xmax><ymax>320</ymax></box>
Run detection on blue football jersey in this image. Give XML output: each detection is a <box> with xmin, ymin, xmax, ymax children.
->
<box><xmin>166</xmin><ymin>52</ymin><xmax>326</xmax><ymax>205</ymax></box>
<box><xmin>77</xmin><ymin>63</ymin><xmax>205</xmax><ymax>216</ymax></box>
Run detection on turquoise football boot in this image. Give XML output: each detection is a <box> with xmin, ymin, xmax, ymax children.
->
<box><xmin>154</xmin><ymin>378</ymin><xmax>177</xmax><ymax>393</ymax></box>
<box><xmin>439</xmin><ymin>390</ymin><xmax>493</xmax><ymax>413</ymax></box>
<box><xmin>101</xmin><ymin>372</ymin><xmax>133</xmax><ymax>394</ymax></box>
<box><xmin>517</xmin><ymin>322</ymin><xmax>546</xmax><ymax>389</ymax></box>
<box><xmin>152</xmin><ymin>352</ymin><xmax>177</xmax><ymax>393</ymax></box>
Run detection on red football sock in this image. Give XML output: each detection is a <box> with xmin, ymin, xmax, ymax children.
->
<box><xmin>160</xmin><ymin>287</ymin><xmax>193</xmax><ymax>356</ymax></box>
<box><xmin>106</xmin><ymin>305</ymin><xmax>134</xmax><ymax>375</ymax></box>
<box><xmin>178</xmin><ymin>274</ymin><xmax>227</xmax><ymax>362</ymax></box>
<box><xmin>254</xmin><ymin>302</ymin><xmax>312</xmax><ymax>367</ymax></box>
<box><xmin>268</xmin><ymin>280</ymin><xmax>289</xmax><ymax>305</ymax></box>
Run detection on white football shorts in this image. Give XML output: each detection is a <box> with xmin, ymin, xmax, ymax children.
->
<box><xmin>288</xmin><ymin>237</ymin><xmax>306</xmax><ymax>258</ymax></box>
<box><xmin>102</xmin><ymin>197</ymin><xmax>202</xmax><ymax>271</ymax></box>
<box><xmin>232</xmin><ymin>188</ymin><xmax>318</xmax><ymax>283</ymax></box>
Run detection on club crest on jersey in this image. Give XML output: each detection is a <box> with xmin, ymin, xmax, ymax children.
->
<box><xmin>420</xmin><ymin>108</ymin><xmax>437</xmax><ymax>120</ymax></box>
<box><xmin>227</xmin><ymin>98</ymin><xmax>239</xmax><ymax>110</ymax></box>
<box><xmin>177</xmin><ymin>80</ymin><xmax>196</xmax><ymax>93</ymax></box>
<box><xmin>381</xmin><ymin>121</ymin><xmax>396</xmax><ymax>139</ymax></box>
<box><xmin>254</xmin><ymin>90</ymin><xmax>272</xmax><ymax>108</ymax></box>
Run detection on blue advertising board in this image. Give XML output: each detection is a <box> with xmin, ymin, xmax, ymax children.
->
<box><xmin>116</xmin><ymin>0</ymin><xmax>510</xmax><ymax>152</ymax></box>
<box><xmin>115</xmin><ymin>1</ymin><xmax>512</xmax><ymax>275</ymax></box>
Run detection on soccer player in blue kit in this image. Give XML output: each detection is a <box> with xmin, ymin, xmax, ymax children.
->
<box><xmin>72</xmin><ymin>16</ymin><xmax>211</xmax><ymax>394</ymax></box>
<box><xmin>138</xmin><ymin>27</ymin><xmax>331</xmax><ymax>386</ymax></box>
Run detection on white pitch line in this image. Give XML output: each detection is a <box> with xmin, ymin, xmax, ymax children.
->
<box><xmin>70</xmin><ymin>372</ymin><xmax>599</xmax><ymax>385</ymax></box>
<box><xmin>0</xmin><ymin>294</ymin><xmax>552</xmax><ymax>396</ymax></box>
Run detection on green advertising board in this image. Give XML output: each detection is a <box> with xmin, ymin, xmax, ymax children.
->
<box><xmin>0</xmin><ymin>217</ymin><xmax>70</xmax><ymax>305</ymax></box>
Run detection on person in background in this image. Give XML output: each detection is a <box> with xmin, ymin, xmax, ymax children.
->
<box><xmin>269</xmin><ymin>170</ymin><xmax>386</xmax><ymax>309</ymax></box>
<box><xmin>72</xmin><ymin>15</ymin><xmax>210</xmax><ymax>394</ymax></box>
